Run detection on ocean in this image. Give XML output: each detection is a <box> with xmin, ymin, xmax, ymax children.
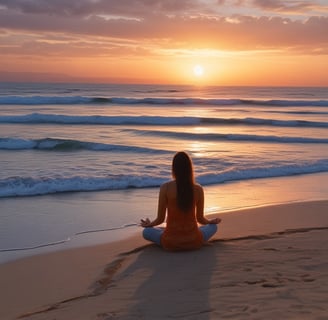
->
<box><xmin>1</xmin><ymin>82</ymin><xmax>328</xmax><ymax>263</ymax></box>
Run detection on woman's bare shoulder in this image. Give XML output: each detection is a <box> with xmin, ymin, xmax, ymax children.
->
<box><xmin>193</xmin><ymin>183</ymin><xmax>204</xmax><ymax>195</ymax></box>
<box><xmin>193</xmin><ymin>182</ymin><xmax>203</xmax><ymax>190</ymax></box>
<box><xmin>161</xmin><ymin>180</ymin><xmax>175</xmax><ymax>190</ymax></box>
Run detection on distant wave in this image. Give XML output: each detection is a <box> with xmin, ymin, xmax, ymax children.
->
<box><xmin>2</xmin><ymin>134</ymin><xmax>327</xmax><ymax>152</ymax></box>
<box><xmin>1</xmin><ymin>159</ymin><xmax>328</xmax><ymax>198</ymax></box>
<box><xmin>0</xmin><ymin>95</ymin><xmax>328</xmax><ymax>106</ymax></box>
<box><xmin>124</xmin><ymin>129</ymin><xmax>328</xmax><ymax>144</ymax></box>
<box><xmin>201</xmin><ymin>117</ymin><xmax>328</xmax><ymax>128</ymax></box>
<box><xmin>0</xmin><ymin>113</ymin><xmax>199</xmax><ymax>125</ymax></box>
<box><xmin>0</xmin><ymin>113</ymin><xmax>327</xmax><ymax>128</ymax></box>
<box><xmin>133</xmin><ymin>89</ymin><xmax>181</xmax><ymax>94</ymax></box>
<box><xmin>267</xmin><ymin>110</ymin><xmax>328</xmax><ymax>115</ymax></box>
<box><xmin>0</xmin><ymin>137</ymin><xmax>170</xmax><ymax>153</ymax></box>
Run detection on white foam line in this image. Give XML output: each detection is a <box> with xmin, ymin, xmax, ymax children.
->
<box><xmin>75</xmin><ymin>223</ymin><xmax>138</xmax><ymax>235</ymax></box>
<box><xmin>0</xmin><ymin>237</ymin><xmax>71</xmax><ymax>252</ymax></box>
<box><xmin>0</xmin><ymin>223</ymin><xmax>139</xmax><ymax>253</ymax></box>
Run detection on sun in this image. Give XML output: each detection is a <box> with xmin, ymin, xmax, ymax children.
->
<box><xmin>193</xmin><ymin>64</ymin><xmax>204</xmax><ymax>77</ymax></box>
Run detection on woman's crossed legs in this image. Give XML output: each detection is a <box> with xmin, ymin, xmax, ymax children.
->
<box><xmin>142</xmin><ymin>223</ymin><xmax>218</xmax><ymax>246</ymax></box>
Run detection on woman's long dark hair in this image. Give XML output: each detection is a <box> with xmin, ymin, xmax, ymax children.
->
<box><xmin>172</xmin><ymin>151</ymin><xmax>195</xmax><ymax>212</ymax></box>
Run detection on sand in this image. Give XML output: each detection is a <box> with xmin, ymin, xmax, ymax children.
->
<box><xmin>0</xmin><ymin>200</ymin><xmax>327</xmax><ymax>320</ymax></box>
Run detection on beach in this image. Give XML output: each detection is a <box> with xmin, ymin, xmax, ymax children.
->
<box><xmin>1</xmin><ymin>83</ymin><xmax>328</xmax><ymax>319</ymax></box>
<box><xmin>1</xmin><ymin>0</ymin><xmax>328</xmax><ymax>316</ymax></box>
<box><xmin>1</xmin><ymin>172</ymin><xmax>328</xmax><ymax>265</ymax></box>
<box><xmin>1</xmin><ymin>199</ymin><xmax>327</xmax><ymax>320</ymax></box>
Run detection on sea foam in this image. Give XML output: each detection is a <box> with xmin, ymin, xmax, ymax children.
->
<box><xmin>1</xmin><ymin>159</ymin><xmax>328</xmax><ymax>198</ymax></box>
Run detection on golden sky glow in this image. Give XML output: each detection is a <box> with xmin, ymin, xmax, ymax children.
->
<box><xmin>0</xmin><ymin>0</ymin><xmax>327</xmax><ymax>85</ymax></box>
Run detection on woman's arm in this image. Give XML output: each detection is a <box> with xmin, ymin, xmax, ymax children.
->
<box><xmin>196</xmin><ymin>184</ymin><xmax>221</xmax><ymax>225</ymax></box>
<box><xmin>140</xmin><ymin>183</ymin><xmax>167</xmax><ymax>227</ymax></box>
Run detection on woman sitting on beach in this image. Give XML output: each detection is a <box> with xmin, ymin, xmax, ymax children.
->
<box><xmin>140</xmin><ymin>151</ymin><xmax>221</xmax><ymax>251</ymax></box>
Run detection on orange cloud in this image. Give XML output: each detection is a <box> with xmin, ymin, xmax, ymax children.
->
<box><xmin>0</xmin><ymin>0</ymin><xmax>327</xmax><ymax>85</ymax></box>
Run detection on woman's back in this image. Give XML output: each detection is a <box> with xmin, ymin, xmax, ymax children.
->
<box><xmin>141</xmin><ymin>151</ymin><xmax>220</xmax><ymax>250</ymax></box>
<box><xmin>161</xmin><ymin>181</ymin><xmax>204</xmax><ymax>251</ymax></box>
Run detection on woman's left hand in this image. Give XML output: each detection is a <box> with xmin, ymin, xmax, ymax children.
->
<box><xmin>140</xmin><ymin>218</ymin><xmax>152</xmax><ymax>227</ymax></box>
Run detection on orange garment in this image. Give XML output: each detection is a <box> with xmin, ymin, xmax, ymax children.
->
<box><xmin>161</xmin><ymin>198</ymin><xmax>204</xmax><ymax>251</ymax></box>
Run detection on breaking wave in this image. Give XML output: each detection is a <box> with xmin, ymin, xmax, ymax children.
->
<box><xmin>1</xmin><ymin>159</ymin><xmax>328</xmax><ymax>198</ymax></box>
<box><xmin>124</xmin><ymin>129</ymin><xmax>328</xmax><ymax>144</ymax></box>
<box><xmin>0</xmin><ymin>113</ymin><xmax>327</xmax><ymax>128</ymax></box>
<box><xmin>0</xmin><ymin>137</ymin><xmax>170</xmax><ymax>153</ymax></box>
<box><xmin>1</xmin><ymin>95</ymin><xmax>328</xmax><ymax>106</ymax></box>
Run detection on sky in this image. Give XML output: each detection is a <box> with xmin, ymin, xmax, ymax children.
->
<box><xmin>0</xmin><ymin>0</ymin><xmax>327</xmax><ymax>86</ymax></box>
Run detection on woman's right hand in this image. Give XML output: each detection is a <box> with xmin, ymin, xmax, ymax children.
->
<box><xmin>209</xmin><ymin>217</ymin><xmax>222</xmax><ymax>224</ymax></box>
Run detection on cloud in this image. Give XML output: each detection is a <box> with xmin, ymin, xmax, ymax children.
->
<box><xmin>0</xmin><ymin>0</ymin><xmax>327</xmax><ymax>58</ymax></box>
<box><xmin>0</xmin><ymin>0</ymin><xmax>204</xmax><ymax>17</ymax></box>
<box><xmin>252</xmin><ymin>0</ymin><xmax>328</xmax><ymax>14</ymax></box>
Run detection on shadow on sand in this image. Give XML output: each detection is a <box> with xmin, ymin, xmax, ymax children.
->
<box><xmin>116</xmin><ymin>242</ymin><xmax>222</xmax><ymax>319</ymax></box>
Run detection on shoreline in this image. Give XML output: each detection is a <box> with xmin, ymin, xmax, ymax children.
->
<box><xmin>0</xmin><ymin>199</ymin><xmax>327</xmax><ymax>319</ymax></box>
<box><xmin>1</xmin><ymin>171</ymin><xmax>328</xmax><ymax>265</ymax></box>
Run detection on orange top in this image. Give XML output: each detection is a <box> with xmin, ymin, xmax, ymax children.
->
<box><xmin>161</xmin><ymin>197</ymin><xmax>204</xmax><ymax>251</ymax></box>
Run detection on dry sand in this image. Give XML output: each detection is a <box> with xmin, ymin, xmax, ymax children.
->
<box><xmin>0</xmin><ymin>200</ymin><xmax>327</xmax><ymax>320</ymax></box>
